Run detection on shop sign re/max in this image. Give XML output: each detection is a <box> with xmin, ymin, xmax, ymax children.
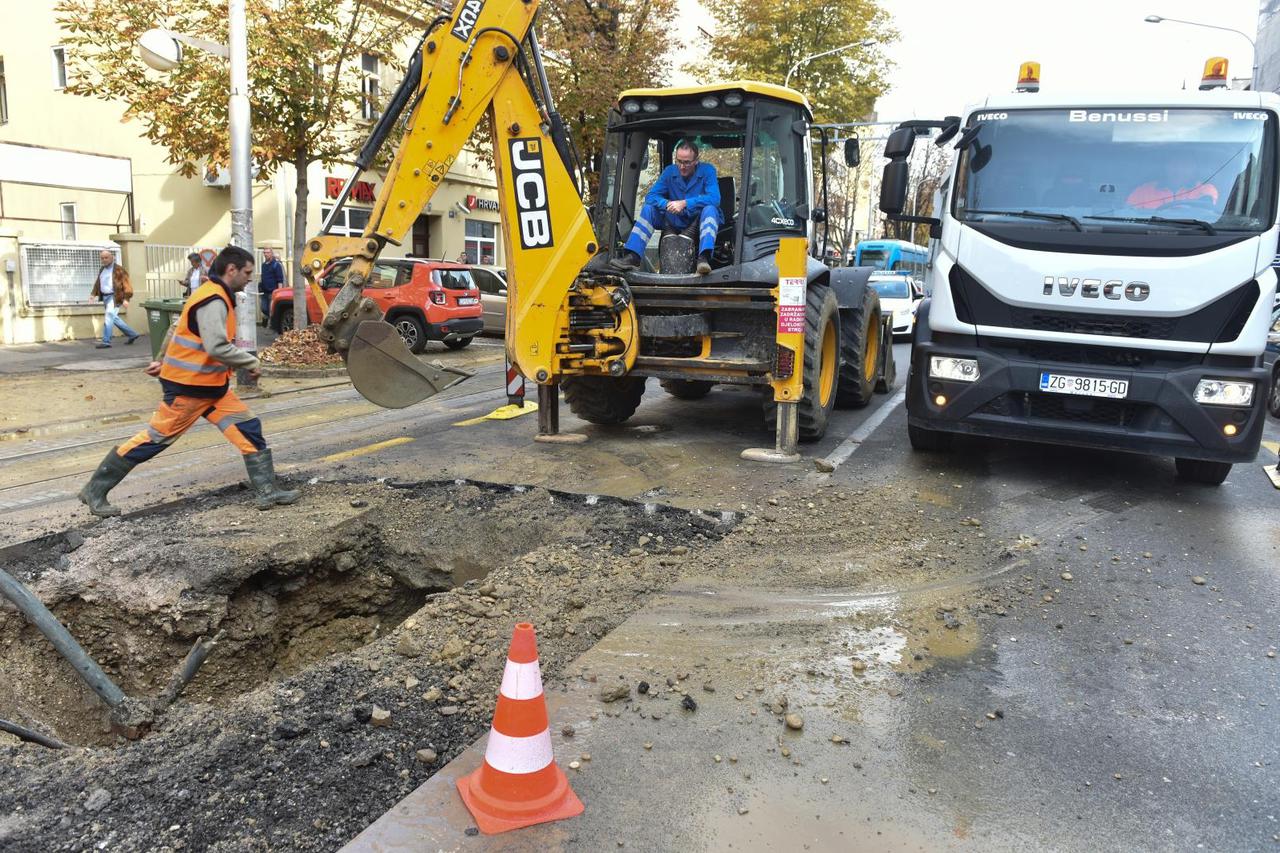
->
<box><xmin>326</xmin><ymin>177</ymin><xmax>376</xmax><ymax>203</ymax></box>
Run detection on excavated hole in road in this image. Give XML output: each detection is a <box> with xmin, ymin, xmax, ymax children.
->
<box><xmin>0</xmin><ymin>479</ymin><xmax>721</xmax><ymax>747</ymax></box>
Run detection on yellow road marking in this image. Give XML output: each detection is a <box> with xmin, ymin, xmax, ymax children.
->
<box><xmin>1262</xmin><ymin>440</ymin><xmax>1279</xmax><ymax>457</ymax></box>
<box><xmin>453</xmin><ymin>402</ymin><xmax>539</xmax><ymax>427</ymax></box>
<box><xmin>320</xmin><ymin>436</ymin><xmax>414</xmax><ymax>462</ymax></box>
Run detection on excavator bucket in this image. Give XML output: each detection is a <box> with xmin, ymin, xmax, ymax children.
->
<box><xmin>345</xmin><ymin>320</ymin><xmax>472</xmax><ymax>409</ymax></box>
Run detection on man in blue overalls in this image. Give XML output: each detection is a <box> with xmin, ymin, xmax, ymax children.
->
<box><xmin>613</xmin><ymin>140</ymin><xmax>721</xmax><ymax>276</ymax></box>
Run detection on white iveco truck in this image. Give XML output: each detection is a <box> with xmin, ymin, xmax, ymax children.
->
<box><xmin>879</xmin><ymin>75</ymin><xmax>1278</xmax><ymax>484</ymax></box>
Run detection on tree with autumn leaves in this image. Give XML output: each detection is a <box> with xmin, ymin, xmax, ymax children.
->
<box><xmin>54</xmin><ymin>0</ymin><xmax>410</xmax><ymax>329</ymax></box>
<box><xmin>690</xmin><ymin>0</ymin><xmax>895</xmax><ymax>124</ymax></box>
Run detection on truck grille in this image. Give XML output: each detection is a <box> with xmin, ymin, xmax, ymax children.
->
<box><xmin>1009</xmin><ymin>308</ymin><xmax>1177</xmax><ymax>340</ymax></box>
<box><xmin>978</xmin><ymin>392</ymin><xmax>1147</xmax><ymax>428</ymax></box>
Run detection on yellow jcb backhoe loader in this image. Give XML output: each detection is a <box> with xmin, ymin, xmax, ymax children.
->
<box><xmin>302</xmin><ymin>0</ymin><xmax>894</xmax><ymax>449</ymax></box>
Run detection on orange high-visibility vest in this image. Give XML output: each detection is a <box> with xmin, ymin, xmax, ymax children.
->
<box><xmin>159</xmin><ymin>282</ymin><xmax>236</xmax><ymax>387</ymax></box>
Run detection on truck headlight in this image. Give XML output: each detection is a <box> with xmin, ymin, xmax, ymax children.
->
<box><xmin>929</xmin><ymin>356</ymin><xmax>980</xmax><ymax>382</ymax></box>
<box><xmin>1194</xmin><ymin>379</ymin><xmax>1254</xmax><ymax>406</ymax></box>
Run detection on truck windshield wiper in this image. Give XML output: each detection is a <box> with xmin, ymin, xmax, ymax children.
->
<box><xmin>1083</xmin><ymin>215</ymin><xmax>1218</xmax><ymax>235</ymax></box>
<box><xmin>962</xmin><ymin>209</ymin><xmax>1083</xmax><ymax>231</ymax></box>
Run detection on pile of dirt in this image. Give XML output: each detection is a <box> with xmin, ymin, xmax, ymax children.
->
<box><xmin>0</xmin><ymin>479</ymin><xmax>727</xmax><ymax>852</ymax></box>
<box><xmin>258</xmin><ymin>327</ymin><xmax>342</xmax><ymax>368</ymax></box>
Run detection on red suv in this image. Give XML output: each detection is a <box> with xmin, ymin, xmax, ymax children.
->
<box><xmin>268</xmin><ymin>258</ymin><xmax>484</xmax><ymax>352</ymax></box>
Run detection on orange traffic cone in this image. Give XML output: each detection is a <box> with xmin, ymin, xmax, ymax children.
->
<box><xmin>456</xmin><ymin>622</ymin><xmax>584</xmax><ymax>834</ymax></box>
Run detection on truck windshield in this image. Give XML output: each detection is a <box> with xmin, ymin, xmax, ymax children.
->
<box><xmin>954</xmin><ymin>108</ymin><xmax>1276</xmax><ymax>234</ymax></box>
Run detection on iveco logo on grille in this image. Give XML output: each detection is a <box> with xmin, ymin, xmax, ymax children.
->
<box><xmin>1043</xmin><ymin>276</ymin><xmax>1150</xmax><ymax>302</ymax></box>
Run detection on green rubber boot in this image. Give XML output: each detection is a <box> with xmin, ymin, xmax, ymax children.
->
<box><xmin>77</xmin><ymin>448</ymin><xmax>136</xmax><ymax>518</ymax></box>
<box><xmin>243</xmin><ymin>448</ymin><xmax>300</xmax><ymax>510</ymax></box>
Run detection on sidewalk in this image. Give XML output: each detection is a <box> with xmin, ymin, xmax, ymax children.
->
<box><xmin>0</xmin><ymin>335</ymin><xmax>157</xmax><ymax>375</ymax></box>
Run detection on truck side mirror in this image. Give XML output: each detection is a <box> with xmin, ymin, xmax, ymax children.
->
<box><xmin>883</xmin><ymin>127</ymin><xmax>917</xmax><ymax>160</ymax></box>
<box><xmin>811</xmin><ymin>207</ymin><xmax>827</xmax><ymax>224</ymax></box>
<box><xmin>879</xmin><ymin>161</ymin><xmax>909</xmax><ymax>215</ymax></box>
<box><xmin>843</xmin><ymin>138</ymin><xmax>860</xmax><ymax>167</ymax></box>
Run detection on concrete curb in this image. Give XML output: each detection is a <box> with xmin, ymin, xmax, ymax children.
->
<box><xmin>260</xmin><ymin>364</ymin><xmax>348</xmax><ymax>379</ymax></box>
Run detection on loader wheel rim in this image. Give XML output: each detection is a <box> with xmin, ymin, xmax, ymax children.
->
<box><xmin>819</xmin><ymin>316</ymin><xmax>837</xmax><ymax>407</ymax></box>
<box><xmin>863</xmin><ymin>312</ymin><xmax>880</xmax><ymax>381</ymax></box>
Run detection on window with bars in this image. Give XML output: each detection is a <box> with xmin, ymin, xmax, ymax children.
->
<box><xmin>20</xmin><ymin>244</ymin><xmax>116</xmax><ymax>307</ymax></box>
<box><xmin>60</xmin><ymin>203</ymin><xmax>77</xmax><ymax>240</ymax></box>
<box><xmin>464</xmin><ymin>219</ymin><xmax>497</xmax><ymax>265</ymax></box>
<box><xmin>360</xmin><ymin>53</ymin><xmax>380</xmax><ymax>121</ymax></box>
<box><xmin>51</xmin><ymin>46</ymin><xmax>67</xmax><ymax>90</ymax></box>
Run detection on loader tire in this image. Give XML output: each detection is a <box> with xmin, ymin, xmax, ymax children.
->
<box><xmin>562</xmin><ymin>375</ymin><xmax>647</xmax><ymax>425</ymax></box>
<box><xmin>835</xmin><ymin>286</ymin><xmax>882</xmax><ymax>409</ymax></box>
<box><xmin>660</xmin><ymin>379</ymin><xmax>714</xmax><ymax>400</ymax></box>
<box><xmin>762</xmin><ymin>285</ymin><xmax>840</xmax><ymax>442</ymax></box>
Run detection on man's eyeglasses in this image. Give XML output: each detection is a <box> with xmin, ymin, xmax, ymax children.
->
<box><xmin>675</xmin><ymin>158</ymin><xmax>697</xmax><ymax>166</ymax></box>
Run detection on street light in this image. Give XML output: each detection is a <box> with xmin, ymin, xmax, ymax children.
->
<box><xmin>785</xmin><ymin>39</ymin><xmax>876</xmax><ymax>88</ymax></box>
<box><xmin>1144</xmin><ymin>14</ymin><xmax>1257</xmax><ymax>88</ymax></box>
<box><xmin>139</xmin><ymin>1</ymin><xmax>256</xmax><ymax>385</ymax></box>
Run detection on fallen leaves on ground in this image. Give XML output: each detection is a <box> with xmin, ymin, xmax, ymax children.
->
<box><xmin>258</xmin><ymin>326</ymin><xmax>343</xmax><ymax>368</ymax></box>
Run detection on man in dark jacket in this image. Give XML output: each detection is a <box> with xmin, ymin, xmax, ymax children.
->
<box><xmin>259</xmin><ymin>247</ymin><xmax>284</xmax><ymax>325</ymax></box>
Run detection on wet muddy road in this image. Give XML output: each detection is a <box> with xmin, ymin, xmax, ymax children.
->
<box><xmin>3</xmin><ymin>341</ymin><xmax>1279</xmax><ymax>851</ymax></box>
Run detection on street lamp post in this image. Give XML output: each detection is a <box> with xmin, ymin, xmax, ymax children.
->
<box><xmin>784</xmin><ymin>39</ymin><xmax>875</xmax><ymax>88</ymax></box>
<box><xmin>1144</xmin><ymin>14</ymin><xmax>1258</xmax><ymax>89</ymax></box>
<box><xmin>139</xmin><ymin>1</ymin><xmax>256</xmax><ymax>387</ymax></box>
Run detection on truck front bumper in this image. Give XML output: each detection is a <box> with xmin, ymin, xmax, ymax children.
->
<box><xmin>908</xmin><ymin>339</ymin><xmax>1267</xmax><ymax>463</ymax></box>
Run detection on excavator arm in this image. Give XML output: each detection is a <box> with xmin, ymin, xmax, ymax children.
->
<box><xmin>301</xmin><ymin>0</ymin><xmax>636</xmax><ymax>408</ymax></box>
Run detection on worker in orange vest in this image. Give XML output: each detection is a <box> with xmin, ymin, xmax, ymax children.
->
<box><xmin>78</xmin><ymin>245</ymin><xmax>300</xmax><ymax>517</ymax></box>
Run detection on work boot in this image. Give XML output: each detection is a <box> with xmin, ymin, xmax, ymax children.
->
<box><xmin>242</xmin><ymin>448</ymin><xmax>301</xmax><ymax>510</ymax></box>
<box><xmin>611</xmin><ymin>250</ymin><xmax>641</xmax><ymax>271</ymax></box>
<box><xmin>696</xmin><ymin>251</ymin><xmax>712</xmax><ymax>276</ymax></box>
<box><xmin>77</xmin><ymin>448</ymin><xmax>136</xmax><ymax>517</ymax></box>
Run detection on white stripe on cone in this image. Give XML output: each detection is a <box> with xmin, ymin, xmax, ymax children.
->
<box><xmin>485</xmin><ymin>728</ymin><xmax>554</xmax><ymax>775</ymax></box>
<box><xmin>506</xmin><ymin>365</ymin><xmax>524</xmax><ymax>397</ymax></box>
<box><xmin>499</xmin><ymin>659</ymin><xmax>544</xmax><ymax>701</ymax></box>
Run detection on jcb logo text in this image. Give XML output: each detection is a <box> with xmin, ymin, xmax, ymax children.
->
<box><xmin>510</xmin><ymin>139</ymin><xmax>554</xmax><ymax>250</ymax></box>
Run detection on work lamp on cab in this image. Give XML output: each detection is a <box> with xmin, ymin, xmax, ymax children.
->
<box><xmin>621</xmin><ymin>99</ymin><xmax>641</xmax><ymax>114</ymax></box>
<box><xmin>700</xmin><ymin>95</ymin><xmax>720</xmax><ymax>109</ymax></box>
<box><xmin>642</xmin><ymin>99</ymin><xmax>659</xmax><ymax>113</ymax></box>
<box><xmin>723</xmin><ymin>91</ymin><xmax>743</xmax><ymax>106</ymax></box>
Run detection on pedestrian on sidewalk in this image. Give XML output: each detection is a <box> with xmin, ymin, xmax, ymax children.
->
<box><xmin>181</xmin><ymin>252</ymin><xmax>207</xmax><ymax>298</ymax></box>
<box><xmin>90</xmin><ymin>249</ymin><xmax>140</xmax><ymax>349</ymax></box>
<box><xmin>78</xmin><ymin>245</ymin><xmax>300</xmax><ymax>518</ymax></box>
<box><xmin>259</xmin><ymin>247</ymin><xmax>284</xmax><ymax>325</ymax></box>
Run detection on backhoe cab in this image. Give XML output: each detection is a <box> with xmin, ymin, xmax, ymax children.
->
<box><xmin>561</xmin><ymin>83</ymin><xmax>891</xmax><ymax>441</ymax></box>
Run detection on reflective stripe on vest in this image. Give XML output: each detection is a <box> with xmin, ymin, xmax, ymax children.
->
<box><xmin>159</xmin><ymin>282</ymin><xmax>235</xmax><ymax>387</ymax></box>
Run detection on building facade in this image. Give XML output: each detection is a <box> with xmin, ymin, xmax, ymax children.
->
<box><xmin>0</xmin><ymin>5</ymin><xmax>506</xmax><ymax>345</ymax></box>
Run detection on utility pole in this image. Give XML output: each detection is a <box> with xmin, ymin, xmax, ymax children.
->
<box><xmin>228</xmin><ymin>0</ymin><xmax>257</xmax><ymax>388</ymax></box>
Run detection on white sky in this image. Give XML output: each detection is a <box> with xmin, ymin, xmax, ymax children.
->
<box><xmin>674</xmin><ymin>0</ymin><xmax>1262</xmax><ymax>121</ymax></box>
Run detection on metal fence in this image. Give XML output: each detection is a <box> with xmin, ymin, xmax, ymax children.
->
<box><xmin>145</xmin><ymin>244</ymin><xmax>274</xmax><ymax>300</ymax></box>
<box><xmin>19</xmin><ymin>242</ymin><xmax>118</xmax><ymax>307</ymax></box>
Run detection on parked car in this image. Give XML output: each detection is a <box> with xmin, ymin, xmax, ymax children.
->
<box><xmin>268</xmin><ymin>258</ymin><xmax>483</xmax><ymax>353</ymax></box>
<box><xmin>468</xmin><ymin>265</ymin><xmax>509</xmax><ymax>335</ymax></box>
<box><xmin>1266</xmin><ymin>306</ymin><xmax>1280</xmax><ymax>419</ymax></box>
<box><xmin>868</xmin><ymin>272</ymin><xmax>923</xmax><ymax>338</ymax></box>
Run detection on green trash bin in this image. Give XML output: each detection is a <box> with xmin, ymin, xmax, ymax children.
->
<box><xmin>143</xmin><ymin>298</ymin><xmax>187</xmax><ymax>360</ymax></box>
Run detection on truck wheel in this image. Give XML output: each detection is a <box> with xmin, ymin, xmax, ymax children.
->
<box><xmin>562</xmin><ymin>376</ymin><xmax>647</xmax><ymax>425</ymax></box>
<box><xmin>1174</xmin><ymin>457</ymin><xmax>1231</xmax><ymax>486</ymax></box>
<box><xmin>273</xmin><ymin>307</ymin><xmax>294</xmax><ymax>334</ymax></box>
<box><xmin>908</xmin><ymin>423</ymin><xmax>952</xmax><ymax>452</ymax></box>
<box><xmin>835</xmin><ymin>286</ymin><xmax>882</xmax><ymax>408</ymax></box>
<box><xmin>660</xmin><ymin>379</ymin><xmax>713</xmax><ymax>400</ymax></box>
<box><xmin>1269</xmin><ymin>364</ymin><xmax>1280</xmax><ymax>418</ymax></box>
<box><xmin>762</xmin><ymin>285</ymin><xmax>840</xmax><ymax>442</ymax></box>
<box><xmin>444</xmin><ymin>336</ymin><xmax>472</xmax><ymax>350</ymax></box>
<box><xmin>875</xmin><ymin>333</ymin><xmax>897</xmax><ymax>394</ymax></box>
<box><xmin>390</xmin><ymin>314</ymin><xmax>427</xmax><ymax>354</ymax></box>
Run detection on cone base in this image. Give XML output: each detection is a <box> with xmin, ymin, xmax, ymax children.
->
<box><xmin>456</xmin><ymin>763</ymin><xmax>584</xmax><ymax>835</ymax></box>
